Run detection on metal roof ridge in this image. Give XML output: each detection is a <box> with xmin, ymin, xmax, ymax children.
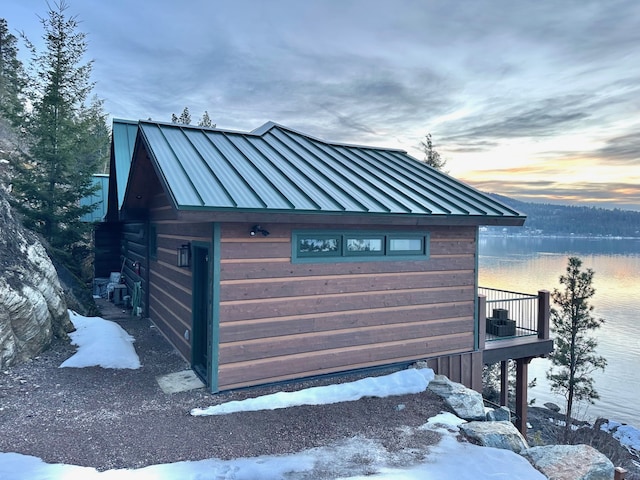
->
<box><xmin>135</xmin><ymin>119</ymin><xmax>407</xmax><ymax>153</ymax></box>
<box><xmin>138</xmin><ymin>119</ymin><xmax>253</xmax><ymax>136</ymax></box>
<box><xmin>112</xmin><ymin>118</ymin><xmax>138</xmax><ymax>125</ymax></box>
<box><xmin>252</xmin><ymin>122</ymin><xmax>408</xmax><ymax>153</ymax></box>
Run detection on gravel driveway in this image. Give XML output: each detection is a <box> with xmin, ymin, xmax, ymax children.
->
<box><xmin>0</xmin><ymin>300</ymin><xmax>447</xmax><ymax>471</ymax></box>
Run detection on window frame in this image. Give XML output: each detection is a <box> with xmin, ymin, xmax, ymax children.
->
<box><xmin>295</xmin><ymin>233</ymin><xmax>342</xmax><ymax>258</ymax></box>
<box><xmin>343</xmin><ymin>233</ymin><xmax>386</xmax><ymax>257</ymax></box>
<box><xmin>386</xmin><ymin>234</ymin><xmax>427</xmax><ymax>256</ymax></box>
<box><xmin>292</xmin><ymin>230</ymin><xmax>430</xmax><ymax>263</ymax></box>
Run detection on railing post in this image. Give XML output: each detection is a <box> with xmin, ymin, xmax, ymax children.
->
<box><xmin>537</xmin><ymin>290</ymin><xmax>550</xmax><ymax>340</ymax></box>
<box><xmin>478</xmin><ymin>295</ymin><xmax>486</xmax><ymax>350</ymax></box>
<box><xmin>615</xmin><ymin>467</ymin><xmax>627</xmax><ymax>480</ymax></box>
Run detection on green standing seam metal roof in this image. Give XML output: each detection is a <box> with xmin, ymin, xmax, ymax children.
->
<box><xmin>112</xmin><ymin>119</ymin><xmax>139</xmax><ymax>210</ymax></box>
<box><xmin>132</xmin><ymin>120</ymin><xmax>525</xmax><ymax>221</ymax></box>
<box><xmin>80</xmin><ymin>174</ymin><xmax>108</xmax><ymax>222</ymax></box>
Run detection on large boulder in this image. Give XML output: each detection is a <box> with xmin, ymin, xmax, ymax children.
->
<box><xmin>460</xmin><ymin>420</ymin><xmax>529</xmax><ymax>453</ymax></box>
<box><xmin>486</xmin><ymin>406</ymin><xmax>511</xmax><ymax>422</ymax></box>
<box><xmin>0</xmin><ymin>186</ymin><xmax>73</xmax><ymax>368</ymax></box>
<box><xmin>523</xmin><ymin>444</ymin><xmax>614</xmax><ymax>480</ymax></box>
<box><xmin>427</xmin><ymin>374</ymin><xmax>486</xmax><ymax>421</ymax></box>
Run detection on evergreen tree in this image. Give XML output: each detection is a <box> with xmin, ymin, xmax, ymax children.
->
<box><xmin>420</xmin><ymin>133</ymin><xmax>447</xmax><ymax>171</ymax></box>
<box><xmin>11</xmin><ymin>1</ymin><xmax>108</xmax><ymax>259</ymax></box>
<box><xmin>0</xmin><ymin>18</ymin><xmax>25</xmax><ymax>125</ymax></box>
<box><xmin>198</xmin><ymin>110</ymin><xmax>215</xmax><ymax>128</ymax></box>
<box><xmin>178</xmin><ymin>106</ymin><xmax>191</xmax><ymax>125</ymax></box>
<box><xmin>546</xmin><ymin>256</ymin><xmax>606</xmax><ymax>442</ymax></box>
<box><xmin>172</xmin><ymin>106</ymin><xmax>191</xmax><ymax>125</ymax></box>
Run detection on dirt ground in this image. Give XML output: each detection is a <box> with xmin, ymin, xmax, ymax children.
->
<box><xmin>0</xmin><ymin>299</ymin><xmax>447</xmax><ymax>471</ymax></box>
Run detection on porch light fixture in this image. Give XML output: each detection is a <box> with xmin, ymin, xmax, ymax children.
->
<box><xmin>177</xmin><ymin>243</ymin><xmax>191</xmax><ymax>267</ymax></box>
<box><xmin>250</xmin><ymin>225</ymin><xmax>270</xmax><ymax>237</ymax></box>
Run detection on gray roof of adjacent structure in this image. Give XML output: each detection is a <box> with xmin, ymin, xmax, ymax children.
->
<box><xmin>133</xmin><ymin>120</ymin><xmax>524</xmax><ymax>220</ymax></box>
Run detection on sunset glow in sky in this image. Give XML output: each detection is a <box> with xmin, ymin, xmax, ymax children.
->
<box><xmin>4</xmin><ymin>0</ymin><xmax>639</xmax><ymax>210</ymax></box>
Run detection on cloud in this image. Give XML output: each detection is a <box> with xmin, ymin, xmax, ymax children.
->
<box><xmin>440</xmin><ymin>94</ymin><xmax>594</xmax><ymax>147</ymax></box>
<box><xmin>464</xmin><ymin>177</ymin><xmax>640</xmax><ymax>210</ymax></box>
<box><xmin>591</xmin><ymin>132</ymin><xmax>640</xmax><ymax>166</ymax></box>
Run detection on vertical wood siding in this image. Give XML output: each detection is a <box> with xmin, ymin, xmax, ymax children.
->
<box><xmin>426</xmin><ymin>351</ymin><xmax>484</xmax><ymax>391</ymax></box>
<box><xmin>217</xmin><ymin>222</ymin><xmax>477</xmax><ymax>390</ymax></box>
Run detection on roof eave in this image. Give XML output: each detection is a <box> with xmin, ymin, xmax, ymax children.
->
<box><xmin>174</xmin><ymin>205</ymin><xmax>526</xmax><ymax>226</ymax></box>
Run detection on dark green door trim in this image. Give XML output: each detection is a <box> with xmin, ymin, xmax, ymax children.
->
<box><xmin>191</xmin><ymin>242</ymin><xmax>211</xmax><ymax>383</ymax></box>
<box><xmin>209</xmin><ymin>223</ymin><xmax>221</xmax><ymax>393</ymax></box>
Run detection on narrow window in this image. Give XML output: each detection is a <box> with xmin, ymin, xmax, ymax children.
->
<box><xmin>297</xmin><ymin>234</ymin><xmax>341</xmax><ymax>257</ymax></box>
<box><xmin>345</xmin><ymin>235</ymin><xmax>384</xmax><ymax>256</ymax></box>
<box><xmin>388</xmin><ymin>235</ymin><xmax>425</xmax><ymax>255</ymax></box>
<box><xmin>149</xmin><ymin>224</ymin><xmax>158</xmax><ymax>260</ymax></box>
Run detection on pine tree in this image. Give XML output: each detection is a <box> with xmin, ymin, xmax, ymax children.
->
<box><xmin>0</xmin><ymin>18</ymin><xmax>26</xmax><ymax>125</ymax></box>
<box><xmin>11</xmin><ymin>1</ymin><xmax>108</xmax><ymax>260</ymax></box>
<box><xmin>546</xmin><ymin>256</ymin><xmax>606</xmax><ymax>442</ymax></box>
<box><xmin>198</xmin><ymin>110</ymin><xmax>215</xmax><ymax>128</ymax></box>
<box><xmin>420</xmin><ymin>133</ymin><xmax>447</xmax><ymax>171</ymax></box>
<box><xmin>171</xmin><ymin>106</ymin><xmax>191</xmax><ymax>125</ymax></box>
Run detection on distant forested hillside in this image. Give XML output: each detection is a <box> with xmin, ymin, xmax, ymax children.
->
<box><xmin>486</xmin><ymin>194</ymin><xmax>640</xmax><ymax>237</ymax></box>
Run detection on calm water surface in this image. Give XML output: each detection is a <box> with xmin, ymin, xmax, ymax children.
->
<box><xmin>478</xmin><ymin>235</ymin><xmax>640</xmax><ymax>426</ymax></box>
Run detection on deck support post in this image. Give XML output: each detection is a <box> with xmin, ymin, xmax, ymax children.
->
<box><xmin>500</xmin><ymin>360</ymin><xmax>509</xmax><ymax>406</ymax></box>
<box><xmin>515</xmin><ymin>357</ymin><xmax>533</xmax><ymax>435</ymax></box>
<box><xmin>615</xmin><ymin>467</ymin><xmax>628</xmax><ymax>480</ymax></box>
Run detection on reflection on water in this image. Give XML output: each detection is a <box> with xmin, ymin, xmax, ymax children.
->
<box><xmin>479</xmin><ymin>236</ymin><xmax>640</xmax><ymax>426</ymax></box>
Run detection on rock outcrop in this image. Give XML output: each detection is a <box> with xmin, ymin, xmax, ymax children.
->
<box><xmin>523</xmin><ymin>444</ymin><xmax>615</xmax><ymax>480</ymax></box>
<box><xmin>0</xmin><ymin>186</ymin><xmax>73</xmax><ymax>369</ymax></box>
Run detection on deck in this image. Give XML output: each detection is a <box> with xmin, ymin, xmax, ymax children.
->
<box><xmin>478</xmin><ymin>287</ymin><xmax>554</xmax><ymax>364</ymax></box>
<box><xmin>477</xmin><ymin>287</ymin><xmax>554</xmax><ymax>434</ymax></box>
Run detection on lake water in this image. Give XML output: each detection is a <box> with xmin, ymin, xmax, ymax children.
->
<box><xmin>478</xmin><ymin>235</ymin><xmax>640</xmax><ymax>427</ymax></box>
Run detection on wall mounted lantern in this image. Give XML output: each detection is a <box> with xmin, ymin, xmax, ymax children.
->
<box><xmin>250</xmin><ymin>225</ymin><xmax>270</xmax><ymax>237</ymax></box>
<box><xmin>177</xmin><ymin>243</ymin><xmax>191</xmax><ymax>267</ymax></box>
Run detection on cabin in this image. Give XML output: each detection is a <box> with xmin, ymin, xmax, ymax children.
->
<box><xmin>98</xmin><ymin>119</ymin><xmax>553</xmax><ymax>433</ymax></box>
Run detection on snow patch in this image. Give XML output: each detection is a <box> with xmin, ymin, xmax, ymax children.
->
<box><xmin>59</xmin><ymin>311</ymin><xmax>141</xmax><ymax>369</ymax></box>
<box><xmin>191</xmin><ymin>367</ymin><xmax>435</xmax><ymax>416</ymax></box>
<box><xmin>601</xmin><ymin>421</ymin><xmax>640</xmax><ymax>452</ymax></box>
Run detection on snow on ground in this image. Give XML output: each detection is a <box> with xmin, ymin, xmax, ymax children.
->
<box><xmin>191</xmin><ymin>367</ymin><xmax>435</xmax><ymax>416</ymax></box>
<box><xmin>601</xmin><ymin>421</ymin><xmax>640</xmax><ymax>452</ymax></box>
<box><xmin>0</xmin><ymin>312</ymin><xmax>625</xmax><ymax>478</ymax></box>
<box><xmin>58</xmin><ymin>310</ymin><xmax>141</xmax><ymax>369</ymax></box>
<box><xmin>0</xmin><ymin>418</ymin><xmax>548</xmax><ymax>480</ymax></box>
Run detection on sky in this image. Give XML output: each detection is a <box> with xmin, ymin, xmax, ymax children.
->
<box><xmin>3</xmin><ymin>0</ymin><xmax>639</xmax><ymax>210</ymax></box>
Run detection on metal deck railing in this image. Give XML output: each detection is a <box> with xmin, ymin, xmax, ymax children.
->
<box><xmin>479</xmin><ymin>287</ymin><xmax>539</xmax><ymax>341</ymax></box>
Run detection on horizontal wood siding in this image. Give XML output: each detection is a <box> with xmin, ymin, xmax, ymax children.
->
<box><xmin>121</xmin><ymin>222</ymin><xmax>147</xmax><ymax>313</ymax></box>
<box><xmin>145</xmin><ymin>193</ymin><xmax>212</xmax><ymax>361</ymax></box>
<box><xmin>217</xmin><ymin>222</ymin><xmax>477</xmax><ymax>390</ymax></box>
